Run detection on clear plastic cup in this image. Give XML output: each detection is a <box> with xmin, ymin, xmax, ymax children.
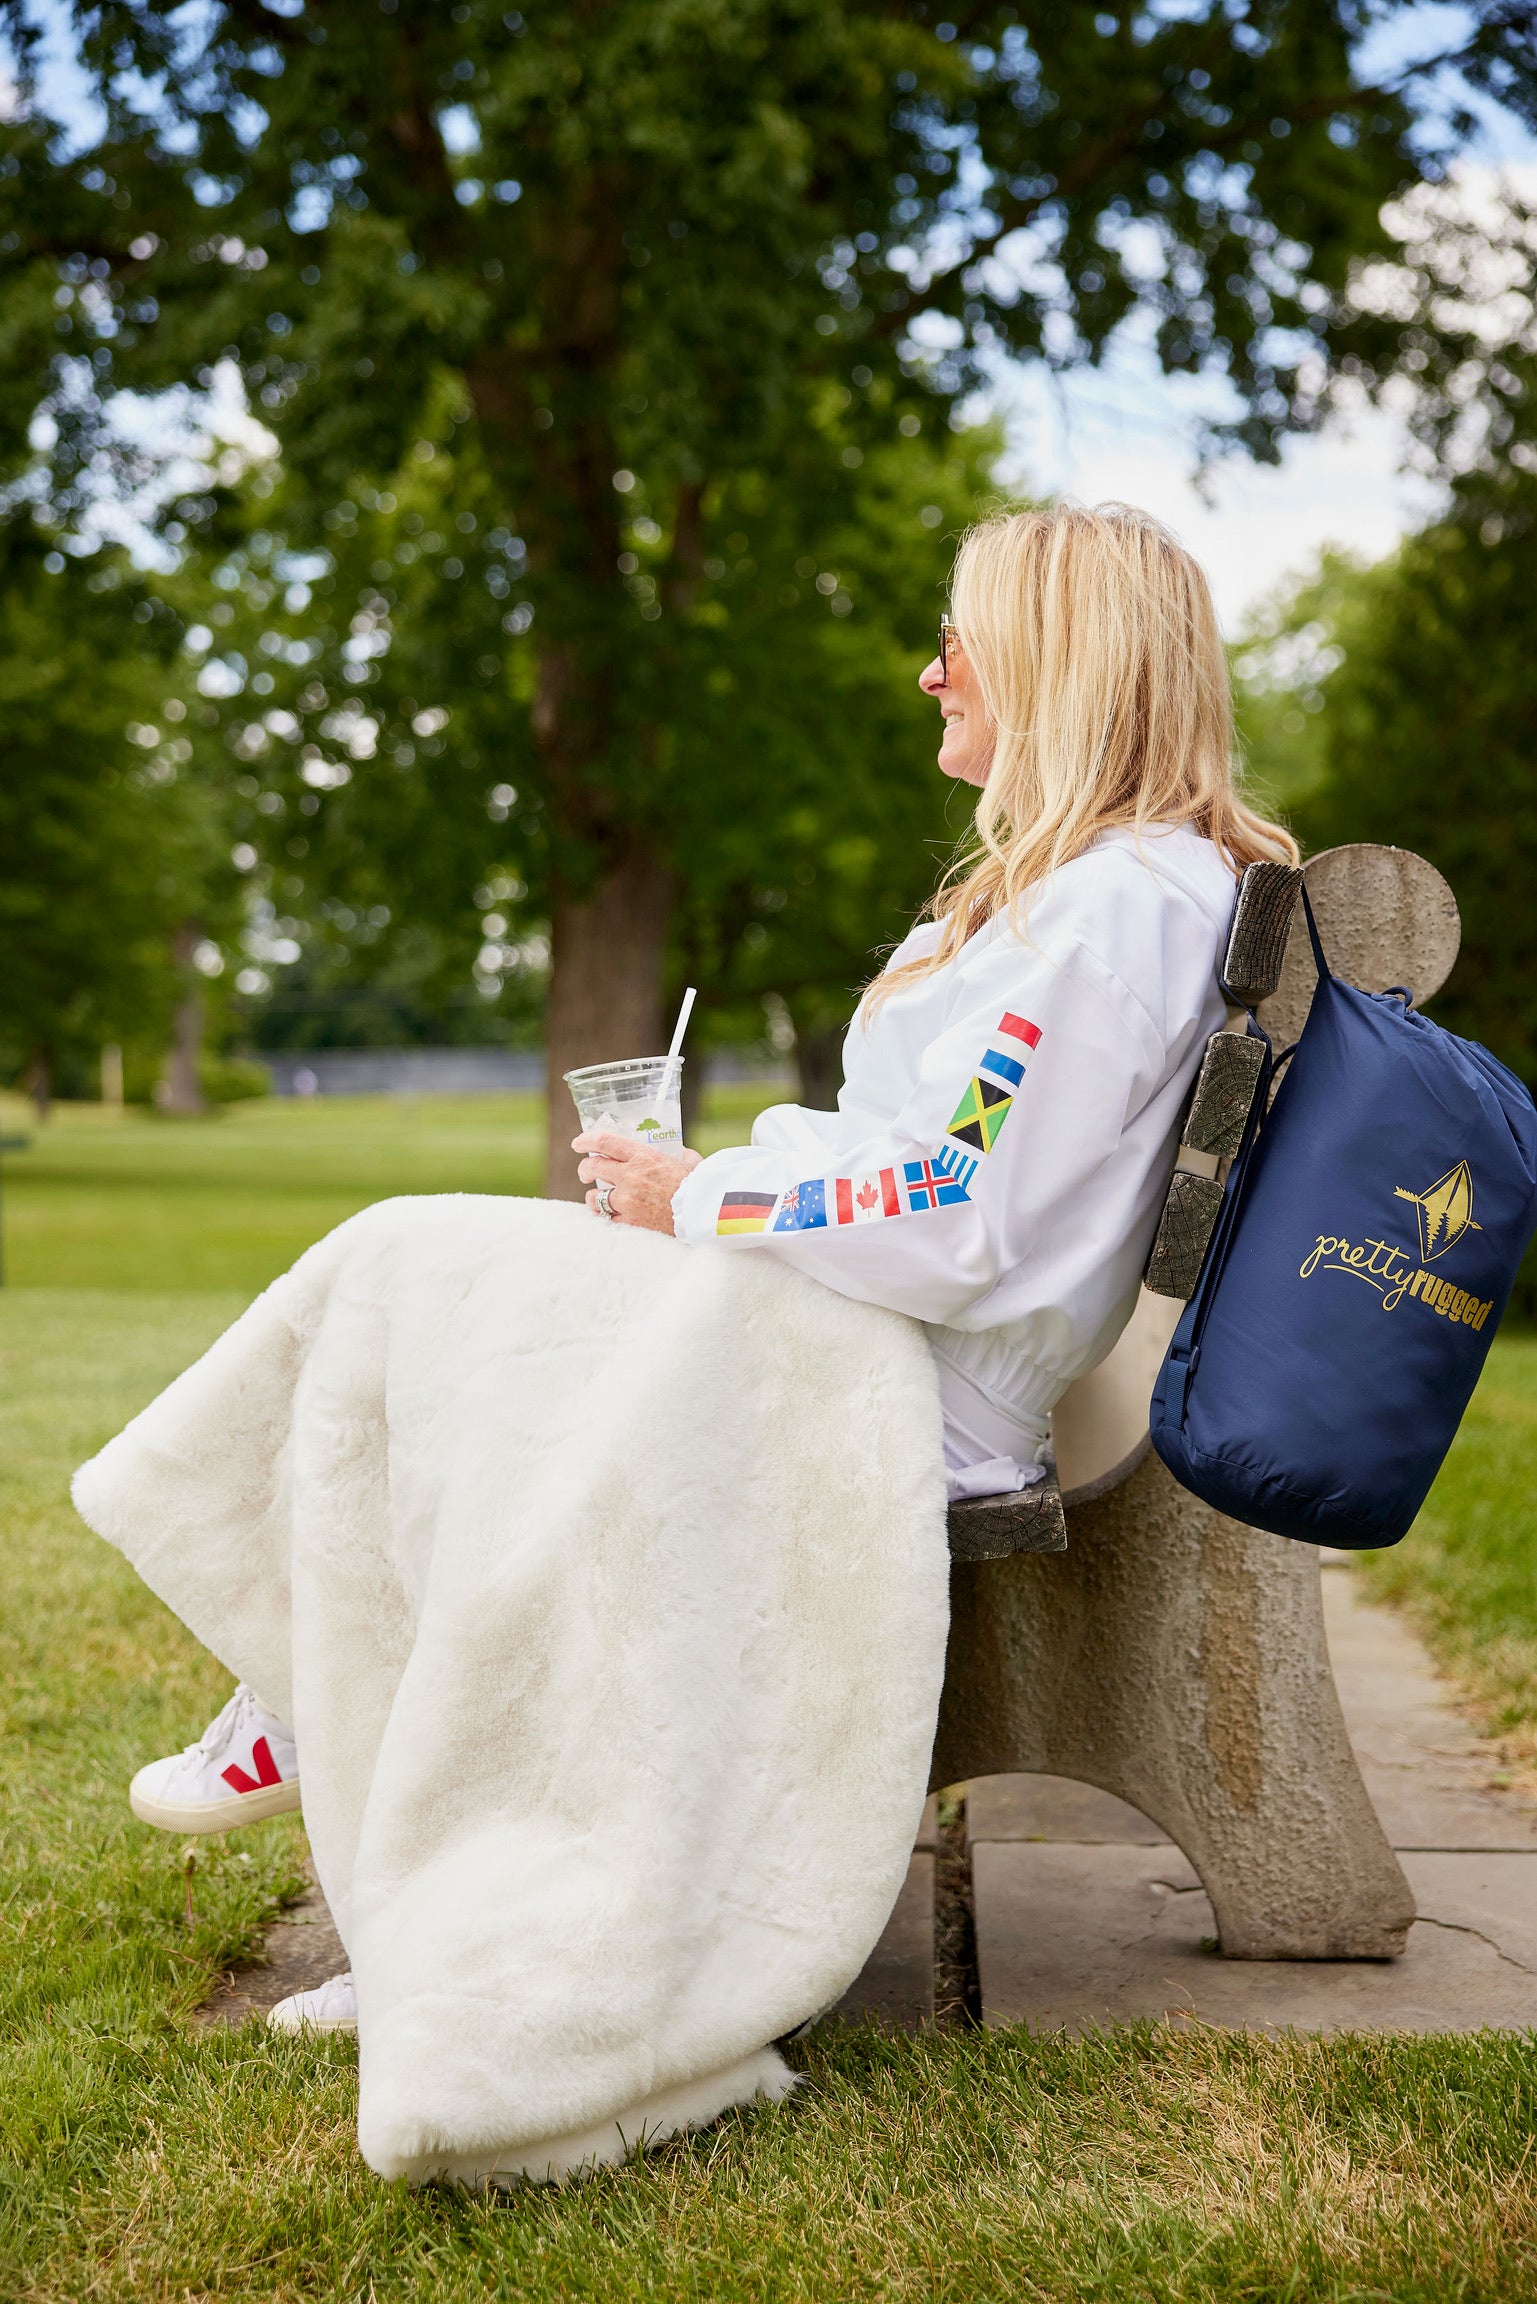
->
<box><xmin>563</xmin><ymin>1056</ymin><xmax>684</xmax><ymax>1148</ymax></box>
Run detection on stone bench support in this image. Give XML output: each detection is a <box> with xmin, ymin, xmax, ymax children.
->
<box><xmin>933</xmin><ymin>1453</ymin><xmax>1414</xmax><ymax>1958</ymax></box>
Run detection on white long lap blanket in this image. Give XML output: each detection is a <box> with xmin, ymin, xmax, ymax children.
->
<box><xmin>72</xmin><ymin>1194</ymin><xmax>950</xmax><ymax>2184</ymax></box>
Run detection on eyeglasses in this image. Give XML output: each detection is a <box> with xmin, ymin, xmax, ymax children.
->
<box><xmin>938</xmin><ymin>610</ymin><xmax>955</xmax><ymax>687</ymax></box>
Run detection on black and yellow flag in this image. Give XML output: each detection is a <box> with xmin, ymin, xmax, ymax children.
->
<box><xmin>948</xmin><ymin>1075</ymin><xmax>1012</xmax><ymax>1154</ymax></box>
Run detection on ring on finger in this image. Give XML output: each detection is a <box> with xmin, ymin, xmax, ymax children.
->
<box><xmin>595</xmin><ymin>1177</ymin><xmax>616</xmax><ymax>1221</ymax></box>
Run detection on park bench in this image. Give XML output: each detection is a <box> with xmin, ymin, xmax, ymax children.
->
<box><xmin>939</xmin><ymin>843</ymin><xmax>1460</xmax><ymax>1958</ymax></box>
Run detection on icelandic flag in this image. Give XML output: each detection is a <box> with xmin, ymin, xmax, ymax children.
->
<box><xmin>771</xmin><ymin>1178</ymin><xmax>828</xmax><ymax>1232</ymax></box>
<box><xmin>834</xmin><ymin>1168</ymin><xmax>900</xmax><ymax>1225</ymax></box>
<box><xmin>903</xmin><ymin>1158</ymin><xmax>970</xmax><ymax>1213</ymax></box>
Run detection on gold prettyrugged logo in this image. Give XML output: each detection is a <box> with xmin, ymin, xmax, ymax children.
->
<box><xmin>1393</xmin><ymin>1159</ymin><xmax>1482</xmax><ymax>1262</ymax></box>
<box><xmin>1299</xmin><ymin>1157</ymin><xmax>1494</xmax><ymax>1330</ymax></box>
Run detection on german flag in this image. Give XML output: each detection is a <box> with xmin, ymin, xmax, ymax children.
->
<box><xmin>716</xmin><ymin>1190</ymin><xmax>778</xmax><ymax>1236</ymax></box>
<box><xmin>947</xmin><ymin>1075</ymin><xmax>1013</xmax><ymax>1154</ymax></box>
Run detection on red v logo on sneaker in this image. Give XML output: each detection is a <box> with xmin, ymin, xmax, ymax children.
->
<box><xmin>222</xmin><ymin>1735</ymin><xmax>283</xmax><ymax>1795</ymax></box>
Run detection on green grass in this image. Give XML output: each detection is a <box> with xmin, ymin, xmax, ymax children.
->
<box><xmin>0</xmin><ymin>1085</ymin><xmax>775</xmax><ymax>1294</ymax></box>
<box><xmin>4</xmin><ymin>1099</ymin><xmax>1537</xmax><ymax>2296</ymax></box>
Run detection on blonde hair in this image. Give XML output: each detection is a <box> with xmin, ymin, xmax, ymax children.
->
<box><xmin>866</xmin><ymin>502</ymin><xmax>1297</xmax><ymax>1012</ymax></box>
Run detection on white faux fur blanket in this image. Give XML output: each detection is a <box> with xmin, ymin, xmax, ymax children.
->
<box><xmin>73</xmin><ymin>1195</ymin><xmax>949</xmax><ymax>2184</ymax></box>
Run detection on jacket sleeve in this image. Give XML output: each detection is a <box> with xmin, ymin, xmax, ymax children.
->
<box><xmin>669</xmin><ymin>927</ymin><xmax>1164</xmax><ymax>1327</ymax></box>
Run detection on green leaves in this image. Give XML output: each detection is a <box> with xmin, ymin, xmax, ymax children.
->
<box><xmin>0</xmin><ymin>532</ymin><xmax>234</xmax><ymax>1087</ymax></box>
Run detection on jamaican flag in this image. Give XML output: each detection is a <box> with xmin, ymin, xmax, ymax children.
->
<box><xmin>948</xmin><ymin>1075</ymin><xmax>1012</xmax><ymax>1154</ymax></box>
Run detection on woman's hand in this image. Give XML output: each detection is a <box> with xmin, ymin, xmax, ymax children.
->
<box><xmin>573</xmin><ymin>1131</ymin><xmax>703</xmax><ymax>1235</ymax></box>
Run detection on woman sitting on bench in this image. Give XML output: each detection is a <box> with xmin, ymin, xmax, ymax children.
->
<box><xmin>108</xmin><ymin>501</ymin><xmax>1296</xmax><ymax>2041</ymax></box>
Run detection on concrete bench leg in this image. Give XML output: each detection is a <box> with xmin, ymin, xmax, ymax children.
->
<box><xmin>931</xmin><ymin>1452</ymin><xmax>1414</xmax><ymax>1960</ymax></box>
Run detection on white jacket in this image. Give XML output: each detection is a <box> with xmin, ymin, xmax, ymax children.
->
<box><xmin>671</xmin><ymin>825</ymin><xmax>1235</xmax><ymax>1442</ymax></box>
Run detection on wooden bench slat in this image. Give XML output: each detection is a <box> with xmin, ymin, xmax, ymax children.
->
<box><xmin>947</xmin><ymin>1475</ymin><xmax>1068</xmax><ymax>1559</ymax></box>
<box><xmin>1143</xmin><ymin>1170</ymin><xmax>1225</xmax><ymax>1301</ymax></box>
<box><xmin>1182</xmin><ymin>1029</ymin><xmax>1266</xmax><ymax>1159</ymax></box>
<box><xmin>1220</xmin><ymin>860</ymin><xmax>1302</xmax><ymax>1009</ymax></box>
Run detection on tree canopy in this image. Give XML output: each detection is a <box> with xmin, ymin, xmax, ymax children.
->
<box><xmin>4</xmin><ymin>3</ymin><xmax>1536</xmax><ymax>1173</ymax></box>
<box><xmin>0</xmin><ymin>525</ymin><xmax>232</xmax><ymax>1103</ymax></box>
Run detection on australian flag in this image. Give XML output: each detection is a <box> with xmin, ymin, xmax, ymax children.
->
<box><xmin>771</xmin><ymin>1177</ymin><xmax>829</xmax><ymax>1232</ymax></box>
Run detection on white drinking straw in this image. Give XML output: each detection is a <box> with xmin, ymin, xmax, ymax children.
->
<box><xmin>664</xmin><ymin>986</ymin><xmax>697</xmax><ymax>1085</ymax></box>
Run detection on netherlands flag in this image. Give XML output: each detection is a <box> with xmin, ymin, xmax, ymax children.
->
<box><xmin>980</xmin><ymin>1010</ymin><xmax>1043</xmax><ymax>1090</ymax></box>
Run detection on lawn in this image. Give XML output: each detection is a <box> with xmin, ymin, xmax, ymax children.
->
<box><xmin>2</xmin><ymin>1091</ymin><xmax>1535</xmax><ymax>2300</ymax></box>
<box><xmin>0</xmin><ymin>1085</ymin><xmax>773</xmax><ymax>1294</ymax></box>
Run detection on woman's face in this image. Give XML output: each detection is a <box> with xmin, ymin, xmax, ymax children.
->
<box><xmin>919</xmin><ymin>623</ymin><xmax>994</xmax><ymax>789</ymax></box>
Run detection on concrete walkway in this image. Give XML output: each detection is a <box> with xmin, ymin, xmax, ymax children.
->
<box><xmin>843</xmin><ymin>1561</ymin><xmax>1537</xmax><ymax>2034</ymax></box>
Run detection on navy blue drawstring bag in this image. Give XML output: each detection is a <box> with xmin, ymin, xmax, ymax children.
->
<box><xmin>1150</xmin><ymin>892</ymin><xmax>1537</xmax><ymax>1548</ymax></box>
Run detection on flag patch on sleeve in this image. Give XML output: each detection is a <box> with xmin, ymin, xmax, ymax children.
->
<box><xmin>716</xmin><ymin>1191</ymin><xmax>777</xmax><ymax>1236</ymax></box>
<box><xmin>771</xmin><ymin>1179</ymin><xmax>828</xmax><ymax>1233</ymax></box>
<box><xmin>834</xmin><ymin>1169</ymin><xmax>901</xmax><ymax>1225</ymax></box>
<box><xmin>904</xmin><ymin>1158</ymin><xmax>971</xmax><ymax>1212</ymax></box>
<box><xmin>948</xmin><ymin>1075</ymin><xmax>1013</xmax><ymax>1154</ymax></box>
<box><xmin>934</xmin><ymin>1142</ymin><xmax>977</xmax><ymax>1193</ymax></box>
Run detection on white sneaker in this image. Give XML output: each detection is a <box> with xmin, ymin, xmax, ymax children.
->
<box><xmin>129</xmin><ymin>1684</ymin><xmax>301</xmax><ymax>1834</ymax></box>
<box><xmin>268</xmin><ymin>1971</ymin><xmax>357</xmax><ymax>2035</ymax></box>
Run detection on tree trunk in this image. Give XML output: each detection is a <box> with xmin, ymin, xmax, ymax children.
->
<box><xmin>23</xmin><ymin>1048</ymin><xmax>51</xmax><ymax>1123</ymax></box>
<box><xmin>159</xmin><ymin>924</ymin><xmax>207</xmax><ymax>1116</ymax></box>
<box><xmin>544</xmin><ymin>847</ymin><xmax>674</xmax><ymax>1197</ymax></box>
<box><xmin>794</xmin><ymin>1018</ymin><xmax>848</xmax><ymax>1112</ymax></box>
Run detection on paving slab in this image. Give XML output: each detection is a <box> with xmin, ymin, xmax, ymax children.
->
<box><xmin>1320</xmin><ymin>1563</ymin><xmax>1537</xmax><ymax>1850</ymax></box>
<box><xmin>834</xmin><ymin>1853</ymin><xmax>935</xmax><ymax>2029</ymax></box>
<box><xmin>974</xmin><ymin>1842</ymin><xmax>1537</xmax><ymax>2033</ymax></box>
<box><xmin>970</xmin><ymin>1566</ymin><xmax>1537</xmax><ymax>2035</ymax></box>
<box><xmin>968</xmin><ymin>1773</ymin><xmax>1170</xmax><ymax>1846</ymax></box>
<box><xmin>1402</xmin><ymin>1852</ymin><xmax>1537</xmax><ymax>1976</ymax></box>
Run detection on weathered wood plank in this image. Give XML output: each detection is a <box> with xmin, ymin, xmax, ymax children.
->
<box><xmin>1183</xmin><ymin>1029</ymin><xmax>1266</xmax><ymax>1159</ymax></box>
<box><xmin>1143</xmin><ymin>1170</ymin><xmax>1225</xmax><ymax>1301</ymax></box>
<box><xmin>948</xmin><ymin>1477</ymin><xmax>1068</xmax><ymax>1559</ymax></box>
<box><xmin>1220</xmin><ymin>861</ymin><xmax>1302</xmax><ymax>1009</ymax></box>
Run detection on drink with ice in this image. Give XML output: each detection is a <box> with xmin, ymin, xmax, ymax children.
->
<box><xmin>563</xmin><ymin>1056</ymin><xmax>684</xmax><ymax>1148</ymax></box>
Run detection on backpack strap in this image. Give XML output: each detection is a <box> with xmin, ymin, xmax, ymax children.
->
<box><xmin>1145</xmin><ymin>862</ymin><xmax>1301</xmax><ymax>1300</ymax></box>
<box><xmin>1159</xmin><ymin>1025</ymin><xmax>1275</xmax><ymax>1422</ymax></box>
<box><xmin>1299</xmin><ymin>879</ymin><xmax>1333</xmax><ymax>982</ymax></box>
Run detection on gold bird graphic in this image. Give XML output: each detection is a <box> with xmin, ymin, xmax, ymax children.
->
<box><xmin>1394</xmin><ymin>1160</ymin><xmax>1482</xmax><ymax>1262</ymax></box>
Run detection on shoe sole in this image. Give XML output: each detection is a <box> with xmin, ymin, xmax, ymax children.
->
<box><xmin>267</xmin><ymin>2009</ymin><xmax>357</xmax><ymax>2036</ymax></box>
<box><xmin>129</xmin><ymin>1776</ymin><xmax>302</xmax><ymax>1834</ymax></box>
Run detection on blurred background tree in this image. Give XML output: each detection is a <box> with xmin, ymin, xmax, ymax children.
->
<box><xmin>0</xmin><ymin>525</ymin><xmax>240</xmax><ymax>1113</ymax></box>
<box><xmin>1236</xmin><ymin>183</ymin><xmax>1537</xmax><ymax>1087</ymax></box>
<box><xmin>6</xmin><ymin>1</ymin><xmax>1524</xmax><ymax>1182</ymax></box>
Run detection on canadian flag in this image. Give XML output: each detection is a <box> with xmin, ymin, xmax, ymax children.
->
<box><xmin>835</xmin><ymin>1169</ymin><xmax>900</xmax><ymax>1225</ymax></box>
